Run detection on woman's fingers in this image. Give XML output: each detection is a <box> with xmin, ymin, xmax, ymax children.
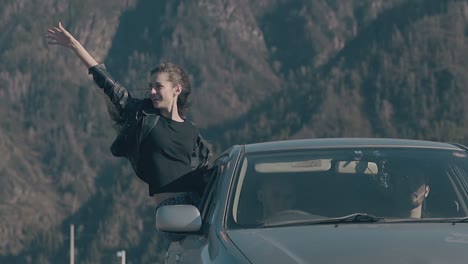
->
<box><xmin>45</xmin><ymin>37</ymin><xmax>57</xmax><ymax>44</ymax></box>
<box><xmin>58</xmin><ymin>22</ymin><xmax>71</xmax><ymax>35</ymax></box>
<box><xmin>46</xmin><ymin>22</ymin><xmax>74</xmax><ymax>47</ymax></box>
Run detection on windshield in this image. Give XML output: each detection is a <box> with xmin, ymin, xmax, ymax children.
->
<box><xmin>229</xmin><ymin>147</ymin><xmax>468</xmax><ymax>227</ymax></box>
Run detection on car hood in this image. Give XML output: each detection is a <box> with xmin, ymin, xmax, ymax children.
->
<box><xmin>227</xmin><ymin>223</ymin><xmax>468</xmax><ymax>264</ymax></box>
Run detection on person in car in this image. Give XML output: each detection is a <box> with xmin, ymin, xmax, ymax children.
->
<box><xmin>257</xmin><ymin>176</ymin><xmax>298</xmax><ymax>219</ymax></box>
<box><xmin>389</xmin><ymin>163</ymin><xmax>431</xmax><ymax>218</ymax></box>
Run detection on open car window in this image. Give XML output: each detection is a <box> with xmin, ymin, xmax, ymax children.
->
<box><xmin>199</xmin><ymin>155</ymin><xmax>231</xmax><ymax>228</ymax></box>
<box><xmin>198</xmin><ymin>167</ymin><xmax>218</xmax><ymax>219</ymax></box>
<box><xmin>229</xmin><ymin>148</ymin><xmax>468</xmax><ymax>227</ymax></box>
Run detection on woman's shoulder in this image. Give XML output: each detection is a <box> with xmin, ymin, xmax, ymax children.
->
<box><xmin>184</xmin><ymin>118</ymin><xmax>200</xmax><ymax>131</ymax></box>
<box><xmin>119</xmin><ymin>98</ymin><xmax>154</xmax><ymax>120</ymax></box>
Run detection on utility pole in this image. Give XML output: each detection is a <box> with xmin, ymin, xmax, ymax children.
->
<box><xmin>117</xmin><ymin>250</ymin><xmax>126</xmax><ymax>264</ymax></box>
<box><xmin>70</xmin><ymin>224</ymin><xmax>74</xmax><ymax>264</ymax></box>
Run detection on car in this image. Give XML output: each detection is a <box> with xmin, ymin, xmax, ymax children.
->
<box><xmin>156</xmin><ymin>138</ymin><xmax>468</xmax><ymax>264</ymax></box>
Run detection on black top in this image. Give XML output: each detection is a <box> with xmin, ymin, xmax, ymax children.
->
<box><xmin>139</xmin><ymin>115</ymin><xmax>199</xmax><ymax>195</ymax></box>
<box><xmin>88</xmin><ymin>64</ymin><xmax>209</xmax><ymax>196</ymax></box>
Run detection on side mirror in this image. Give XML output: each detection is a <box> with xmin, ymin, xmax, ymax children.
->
<box><xmin>156</xmin><ymin>205</ymin><xmax>202</xmax><ymax>233</ymax></box>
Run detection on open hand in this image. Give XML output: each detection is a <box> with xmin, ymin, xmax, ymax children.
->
<box><xmin>45</xmin><ymin>22</ymin><xmax>76</xmax><ymax>48</ymax></box>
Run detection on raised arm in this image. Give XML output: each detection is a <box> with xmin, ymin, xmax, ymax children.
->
<box><xmin>46</xmin><ymin>22</ymin><xmax>98</xmax><ymax>68</ymax></box>
<box><xmin>46</xmin><ymin>22</ymin><xmax>135</xmax><ymax>125</ymax></box>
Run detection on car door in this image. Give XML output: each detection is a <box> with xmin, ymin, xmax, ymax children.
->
<box><xmin>164</xmin><ymin>156</ymin><xmax>229</xmax><ymax>264</ymax></box>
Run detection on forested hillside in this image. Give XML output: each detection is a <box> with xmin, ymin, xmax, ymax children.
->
<box><xmin>1</xmin><ymin>0</ymin><xmax>468</xmax><ymax>263</ymax></box>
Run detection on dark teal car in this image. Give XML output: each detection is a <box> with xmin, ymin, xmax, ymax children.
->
<box><xmin>157</xmin><ymin>138</ymin><xmax>468</xmax><ymax>263</ymax></box>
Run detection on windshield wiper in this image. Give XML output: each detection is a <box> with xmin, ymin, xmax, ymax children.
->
<box><xmin>264</xmin><ymin>213</ymin><xmax>384</xmax><ymax>228</ymax></box>
<box><xmin>329</xmin><ymin>213</ymin><xmax>383</xmax><ymax>223</ymax></box>
<box><xmin>445</xmin><ymin>216</ymin><xmax>468</xmax><ymax>223</ymax></box>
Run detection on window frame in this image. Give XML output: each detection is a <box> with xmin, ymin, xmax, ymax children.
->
<box><xmin>197</xmin><ymin>155</ymin><xmax>231</xmax><ymax>232</ymax></box>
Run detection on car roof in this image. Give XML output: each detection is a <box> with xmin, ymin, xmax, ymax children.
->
<box><xmin>243</xmin><ymin>138</ymin><xmax>463</xmax><ymax>153</ymax></box>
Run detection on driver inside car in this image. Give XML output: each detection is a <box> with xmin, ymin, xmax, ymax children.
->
<box><xmin>257</xmin><ymin>176</ymin><xmax>298</xmax><ymax>219</ymax></box>
<box><xmin>387</xmin><ymin>163</ymin><xmax>431</xmax><ymax>218</ymax></box>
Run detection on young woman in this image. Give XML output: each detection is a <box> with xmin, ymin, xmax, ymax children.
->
<box><xmin>46</xmin><ymin>22</ymin><xmax>210</xmax><ymax>207</ymax></box>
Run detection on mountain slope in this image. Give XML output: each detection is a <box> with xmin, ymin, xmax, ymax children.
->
<box><xmin>1</xmin><ymin>0</ymin><xmax>468</xmax><ymax>262</ymax></box>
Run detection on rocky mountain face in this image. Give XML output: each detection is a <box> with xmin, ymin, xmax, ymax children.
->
<box><xmin>1</xmin><ymin>0</ymin><xmax>468</xmax><ymax>262</ymax></box>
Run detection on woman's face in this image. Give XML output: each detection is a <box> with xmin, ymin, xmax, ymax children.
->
<box><xmin>149</xmin><ymin>72</ymin><xmax>180</xmax><ymax>111</ymax></box>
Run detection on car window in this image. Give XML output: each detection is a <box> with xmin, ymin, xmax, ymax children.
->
<box><xmin>230</xmin><ymin>147</ymin><xmax>468</xmax><ymax>227</ymax></box>
<box><xmin>199</xmin><ymin>156</ymin><xmax>230</xmax><ymax>222</ymax></box>
<box><xmin>198</xmin><ymin>167</ymin><xmax>218</xmax><ymax>219</ymax></box>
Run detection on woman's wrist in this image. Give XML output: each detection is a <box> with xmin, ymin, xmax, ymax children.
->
<box><xmin>69</xmin><ymin>38</ymin><xmax>81</xmax><ymax>50</ymax></box>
